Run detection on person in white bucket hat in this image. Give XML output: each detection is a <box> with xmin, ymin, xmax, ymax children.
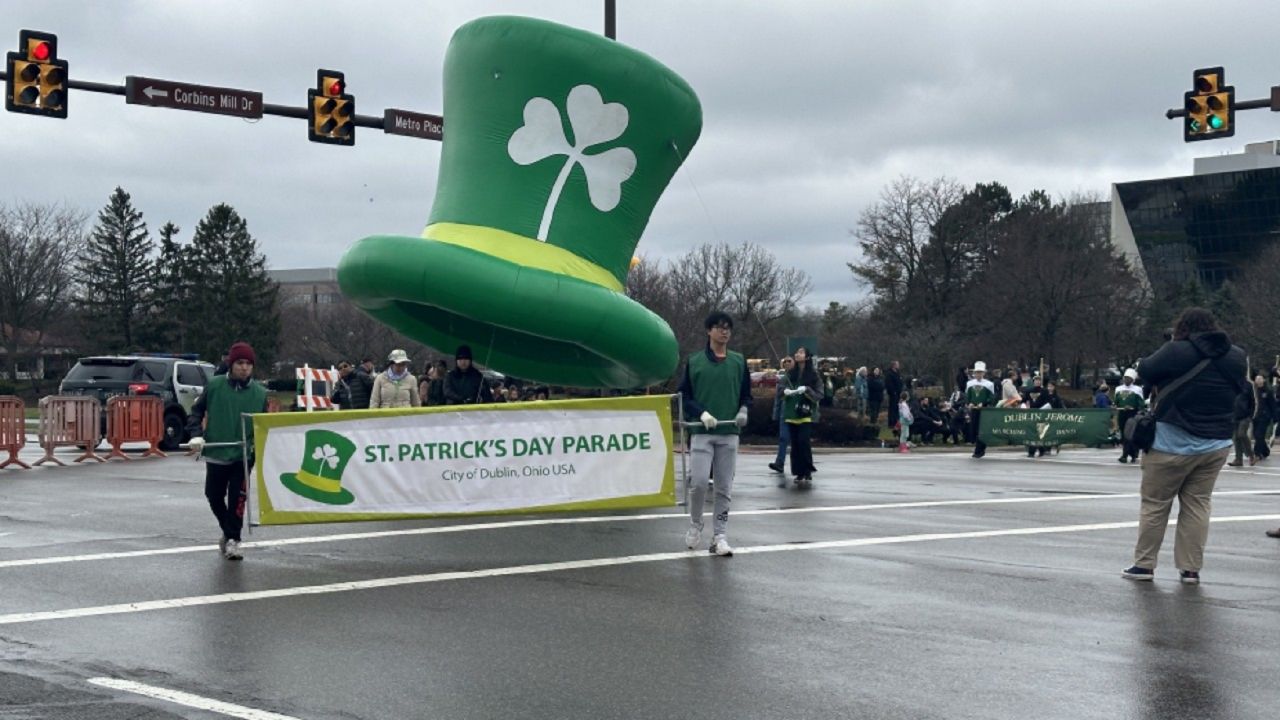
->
<box><xmin>371</xmin><ymin>348</ymin><xmax>420</xmax><ymax>408</ymax></box>
<box><xmin>1115</xmin><ymin>368</ymin><xmax>1145</xmax><ymax>464</ymax></box>
<box><xmin>966</xmin><ymin>361</ymin><xmax>997</xmax><ymax>458</ymax></box>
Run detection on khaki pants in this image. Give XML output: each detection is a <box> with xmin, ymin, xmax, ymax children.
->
<box><xmin>1133</xmin><ymin>447</ymin><xmax>1230</xmax><ymax>571</ymax></box>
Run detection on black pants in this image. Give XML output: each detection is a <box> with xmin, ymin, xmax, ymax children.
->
<box><xmin>1254</xmin><ymin>419</ymin><xmax>1272</xmax><ymax>459</ymax></box>
<box><xmin>205</xmin><ymin>460</ymin><xmax>251</xmax><ymax>542</ymax></box>
<box><xmin>789</xmin><ymin>422</ymin><xmax>815</xmax><ymax>477</ymax></box>
<box><xmin>1118</xmin><ymin>410</ymin><xmax>1137</xmax><ymax>458</ymax></box>
<box><xmin>868</xmin><ymin>401</ymin><xmax>882</xmax><ymax>425</ymax></box>
<box><xmin>970</xmin><ymin>408</ymin><xmax>987</xmax><ymax>456</ymax></box>
<box><xmin>887</xmin><ymin>401</ymin><xmax>900</xmax><ymax>429</ymax></box>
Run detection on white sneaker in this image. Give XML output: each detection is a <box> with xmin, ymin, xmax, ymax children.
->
<box><xmin>223</xmin><ymin>539</ymin><xmax>243</xmax><ymax>560</ymax></box>
<box><xmin>709</xmin><ymin>535</ymin><xmax>733</xmax><ymax>557</ymax></box>
<box><xmin>684</xmin><ymin>524</ymin><xmax>702</xmax><ymax>550</ymax></box>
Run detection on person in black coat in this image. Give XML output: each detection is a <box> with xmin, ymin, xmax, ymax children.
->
<box><xmin>346</xmin><ymin>357</ymin><xmax>376</xmax><ymax>409</ymax></box>
<box><xmin>444</xmin><ymin>345</ymin><xmax>493</xmax><ymax>405</ymax></box>
<box><xmin>885</xmin><ymin>361</ymin><xmax>903</xmax><ymax>429</ymax></box>
<box><xmin>1250</xmin><ymin>374</ymin><xmax>1274</xmax><ymax>462</ymax></box>
<box><xmin>866</xmin><ymin>367</ymin><xmax>885</xmax><ymax>426</ymax></box>
<box><xmin>1122</xmin><ymin>307</ymin><xmax>1249</xmax><ymax>584</ymax></box>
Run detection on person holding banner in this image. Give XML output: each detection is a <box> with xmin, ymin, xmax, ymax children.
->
<box><xmin>966</xmin><ymin>361</ymin><xmax>996</xmax><ymax>458</ymax></box>
<box><xmin>186</xmin><ymin>341</ymin><xmax>269</xmax><ymax>561</ymax></box>
<box><xmin>679</xmin><ymin>311</ymin><xmax>752</xmax><ymax>557</ymax></box>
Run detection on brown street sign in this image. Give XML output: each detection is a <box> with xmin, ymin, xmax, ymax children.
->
<box><xmin>383</xmin><ymin>108</ymin><xmax>443</xmax><ymax>141</ymax></box>
<box><xmin>124</xmin><ymin>76</ymin><xmax>263</xmax><ymax>119</ymax></box>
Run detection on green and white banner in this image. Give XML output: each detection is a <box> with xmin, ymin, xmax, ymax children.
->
<box><xmin>252</xmin><ymin>395</ymin><xmax>676</xmax><ymax>525</ymax></box>
<box><xmin>977</xmin><ymin>408</ymin><xmax>1112</xmax><ymax>447</ymax></box>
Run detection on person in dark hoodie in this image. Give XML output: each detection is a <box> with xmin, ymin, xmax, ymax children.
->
<box><xmin>1121</xmin><ymin>307</ymin><xmax>1248</xmax><ymax>585</ymax></box>
<box><xmin>347</xmin><ymin>357</ymin><xmax>376</xmax><ymax>410</ymax></box>
<box><xmin>444</xmin><ymin>345</ymin><xmax>493</xmax><ymax>405</ymax></box>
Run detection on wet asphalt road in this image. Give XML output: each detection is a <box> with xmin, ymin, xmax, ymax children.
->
<box><xmin>1</xmin><ymin>442</ymin><xmax>1279</xmax><ymax>720</ymax></box>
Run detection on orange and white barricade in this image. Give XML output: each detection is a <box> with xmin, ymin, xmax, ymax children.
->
<box><xmin>296</xmin><ymin>364</ymin><xmax>339</xmax><ymax>412</ymax></box>
<box><xmin>0</xmin><ymin>395</ymin><xmax>30</xmax><ymax>470</ymax></box>
<box><xmin>105</xmin><ymin>395</ymin><xmax>167</xmax><ymax>460</ymax></box>
<box><xmin>35</xmin><ymin>395</ymin><xmax>105</xmax><ymax>465</ymax></box>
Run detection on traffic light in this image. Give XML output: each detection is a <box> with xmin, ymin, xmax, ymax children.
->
<box><xmin>1184</xmin><ymin>67</ymin><xmax>1234</xmax><ymax>142</ymax></box>
<box><xmin>308</xmin><ymin>69</ymin><xmax>353</xmax><ymax>145</ymax></box>
<box><xmin>5</xmin><ymin>30</ymin><xmax>68</xmax><ymax>118</ymax></box>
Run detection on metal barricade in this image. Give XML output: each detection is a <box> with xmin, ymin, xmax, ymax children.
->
<box><xmin>105</xmin><ymin>395</ymin><xmax>167</xmax><ymax>460</ymax></box>
<box><xmin>35</xmin><ymin>395</ymin><xmax>105</xmax><ymax>466</ymax></box>
<box><xmin>0</xmin><ymin>395</ymin><xmax>30</xmax><ymax>470</ymax></box>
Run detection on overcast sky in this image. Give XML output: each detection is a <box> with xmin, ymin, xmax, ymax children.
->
<box><xmin>4</xmin><ymin>1</ymin><xmax>1280</xmax><ymax>308</ymax></box>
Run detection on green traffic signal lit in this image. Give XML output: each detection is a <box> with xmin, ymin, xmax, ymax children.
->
<box><xmin>1209</xmin><ymin>115</ymin><xmax>1224</xmax><ymax>130</ymax></box>
<box><xmin>1189</xmin><ymin>119</ymin><xmax>1202</xmax><ymax>132</ymax></box>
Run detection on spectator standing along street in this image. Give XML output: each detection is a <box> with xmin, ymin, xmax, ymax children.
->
<box><xmin>427</xmin><ymin>360</ymin><xmax>448</xmax><ymax>406</ymax></box>
<box><xmin>347</xmin><ymin>357</ymin><xmax>376</xmax><ymax>410</ymax></box>
<box><xmin>1252</xmin><ymin>373</ymin><xmax>1275</xmax><ymax>463</ymax></box>
<box><xmin>1121</xmin><ymin>307</ymin><xmax>1248</xmax><ymax>585</ymax></box>
<box><xmin>444</xmin><ymin>345</ymin><xmax>494</xmax><ymax>405</ymax></box>
<box><xmin>768</xmin><ymin>356</ymin><xmax>795</xmax><ymax>484</ymax></box>
<box><xmin>371</xmin><ymin>349</ymin><xmax>421</xmax><ymax>409</ymax></box>
<box><xmin>867</xmin><ymin>367</ymin><xmax>885</xmax><ymax>427</ymax></box>
<box><xmin>885</xmin><ymin>360</ymin><xmax>904</xmax><ymax>430</ymax></box>
<box><xmin>854</xmin><ymin>366</ymin><xmax>868</xmax><ymax>420</ymax></box>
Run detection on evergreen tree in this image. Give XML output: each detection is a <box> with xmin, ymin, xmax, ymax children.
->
<box><xmin>187</xmin><ymin>204</ymin><xmax>280</xmax><ymax>368</ymax></box>
<box><xmin>143</xmin><ymin>221</ymin><xmax>188</xmax><ymax>350</ymax></box>
<box><xmin>75</xmin><ymin>187</ymin><xmax>154</xmax><ymax>351</ymax></box>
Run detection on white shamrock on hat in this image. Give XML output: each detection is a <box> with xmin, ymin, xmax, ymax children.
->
<box><xmin>508</xmin><ymin>84</ymin><xmax>637</xmax><ymax>241</ymax></box>
<box><xmin>312</xmin><ymin>444</ymin><xmax>340</xmax><ymax>474</ymax></box>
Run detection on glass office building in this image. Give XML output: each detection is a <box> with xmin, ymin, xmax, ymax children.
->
<box><xmin>1111</xmin><ymin>144</ymin><xmax>1280</xmax><ymax>298</ymax></box>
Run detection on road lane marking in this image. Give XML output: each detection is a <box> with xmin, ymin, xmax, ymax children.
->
<box><xmin>2</xmin><ymin>489</ymin><xmax>1277</xmax><ymax>570</ymax></box>
<box><xmin>87</xmin><ymin>677</ymin><xmax>299</xmax><ymax>719</ymax></box>
<box><xmin>5</xmin><ymin>513</ymin><xmax>1278</xmax><ymax>626</ymax></box>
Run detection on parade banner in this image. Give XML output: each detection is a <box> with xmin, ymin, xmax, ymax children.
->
<box><xmin>977</xmin><ymin>408</ymin><xmax>1112</xmax><ymax>447</ymax></box>
<box><xmin>252</xmin><ymin>395</ymin><xmax>676</xmax><ymax>525</ymax></box>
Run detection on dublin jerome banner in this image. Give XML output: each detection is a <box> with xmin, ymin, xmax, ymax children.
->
<box><xmin>977</xmin><ymin>408</ymin><xmax>1112</xmax><ymax>447</ymax></box>
<box><xmin>251</xmin><ymin>395</ymin><xmax>676</xmax><ymax>525</ymax></box>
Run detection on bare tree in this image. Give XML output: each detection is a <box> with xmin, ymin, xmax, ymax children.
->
<box><xmin>1230</xmin><ymin>242</ymin><xmax>1280</xmax><ymax>365</ymax></box>
<box><xmin>848</xmin><ymin>176</ymin><xmax>965</xmax><ymax>308</ymax></box>
<box><xmin>0</xmin><ymin>202</ymin><xmax>87</xmax><ymax>383</ymax></box>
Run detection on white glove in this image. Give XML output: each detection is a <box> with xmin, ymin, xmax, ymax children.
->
<box><xmin>699</xmin><ymin>411</ymin><xmax>718</xmax><ymax>430</ymax></box>
<box><xmin>786</xmin><ymin>387</ymin><xmax>803</xmax><ymax>397</ymax></box>
<box><xmin>735</xmin><ymin>406</ymin><xmax>749</xmax><ymax>428</ymax></box>
<box><xmin>188</xmin><ymin>436</ymin><xmax>206</xmax><ymax>455</ymax></box>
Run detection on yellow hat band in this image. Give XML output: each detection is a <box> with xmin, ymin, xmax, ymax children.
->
<box><xmin>423</xmin><ymin>222</ymin><xmax>624</xmax><ymax>292</ymax></box>
<box><xmin>295</xmin><ymin>468</ymin><xmax>343</xmax><ymax>494</ymax></box>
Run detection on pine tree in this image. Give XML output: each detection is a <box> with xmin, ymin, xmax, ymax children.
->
<box><xmin>75</xmin><ymin>187</ymin><xmax>155</xmax><ymax>352</ymax></box>
<box><xmin>142</xmin><ymin>221</ymin><xmax>188</xmax><ymax>350</ymax></box>
<box><xmin>187</xmin><ymin>204</ymin><xmax>280</xmax><ymax>367</ymax></box>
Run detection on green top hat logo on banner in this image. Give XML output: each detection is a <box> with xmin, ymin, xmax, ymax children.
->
<box><xmin>338</xmin><ymin>15</ymin><xmax>702</xmax><ymax>389</ymax></box>
<box><xmin>280</xmin><ymin>429</ymin><xmax>357</xmax><ymax>505</ymax></box>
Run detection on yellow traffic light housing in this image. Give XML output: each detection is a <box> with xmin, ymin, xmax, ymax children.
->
<box><xmin>308</xmin><ymin>69</ymin><xmax>353</xmax><ymax>145</ymax></box>
<box><xmin>5</xmin><ymin>29</ymin><xmax>67</xmax><ymax>118</ymax></box>
<box><xmin>1184</xmin><ymin>67</ymin><xmax>1233</xmax><ymax>142</ymax></box>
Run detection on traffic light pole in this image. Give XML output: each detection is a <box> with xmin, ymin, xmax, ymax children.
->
<box><xmin>0</xmin><ymin>69</ymin><xmax>436</xmax><ymax>138</ymax></box>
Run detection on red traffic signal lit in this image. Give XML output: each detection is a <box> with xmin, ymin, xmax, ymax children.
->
<box><xmin>6</xmin><ymin>30</ymin><xmax>67</xmax><ymax>119</ymax></box>
<box><xmin>309</xmin><ymin>68</ymin><xmax>354</xmax><ymax>146</ymax></box>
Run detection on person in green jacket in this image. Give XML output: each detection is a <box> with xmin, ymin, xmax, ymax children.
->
<box><xmin>966</xmin><ymin>360</ymin><xmax>997</xmax><ymax>458</ymax></box>
<box><xmin>186</xmin><ymin>341</ymin><xmax>269</xmax><ymax>561</ymax></box>
<box><xmin>679</xmin><ymin>311</ymin><xmax>752</xmax><ymax>557</ymax></box>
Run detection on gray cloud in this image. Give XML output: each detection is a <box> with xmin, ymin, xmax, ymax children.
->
<box><xmin>3</xmin><ymin>0</ymin><xmax>1278</xmax><ymax>308</ymax></box>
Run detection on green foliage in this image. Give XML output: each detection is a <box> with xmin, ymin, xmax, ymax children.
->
<box><xmin>0</xmin><ymin>380</ymin><xmax>15</xmax><ymax>396</ymax></box>
<box><xmin>75</xmin><ymin>187</ymin><xmax>154</xmax><ymax>351</ymax></box>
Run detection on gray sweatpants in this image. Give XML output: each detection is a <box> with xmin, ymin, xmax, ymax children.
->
<box><xmin>688</xmin><ymin>433</ymin><xmax>739</xmax><ymax>538</ymax></box>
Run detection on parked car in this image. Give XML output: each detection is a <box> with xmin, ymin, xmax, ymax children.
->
<box><xmin>58</xmin><ymin>354</ymin><xmax>215</xmax><ymax>450</ymax></box>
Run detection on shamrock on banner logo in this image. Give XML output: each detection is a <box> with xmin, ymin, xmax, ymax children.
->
<box><xmin>312</xmin><ymin>444</ymin><xmax>340</xmax><ymax>473</ymax></box>
<box><xmin>507</xmin><ymin>84</ymin><xmax>637</xmax><ymax>241</ymax></box>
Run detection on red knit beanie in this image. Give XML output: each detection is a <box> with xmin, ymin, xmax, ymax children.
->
<box><xmin>227</xmin><ymin>341</ymin><xmax>256</xmax><ymax>366</ymax></box>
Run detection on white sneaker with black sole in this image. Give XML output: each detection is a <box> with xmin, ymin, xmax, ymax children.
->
<box><xmin>223</xmin><ymin>539</ymin><xmax>243</xmax><ymax>561</ymax></box>
<box><xmin>709</xmin><ymin>535</ymin><xmax>733</xmax><ymax>557</ymax></box>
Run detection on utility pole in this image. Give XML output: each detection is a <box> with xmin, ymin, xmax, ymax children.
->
<box><xmin>605</xmin><ymin>0</ymin><xmax>616</xmax><ymax>40</ymax></box>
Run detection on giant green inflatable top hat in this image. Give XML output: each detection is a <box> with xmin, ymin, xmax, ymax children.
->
<box><xmin>338</xmin><ymin>15</ymin><xmax>702</xmax><ymax>389</ymax></box>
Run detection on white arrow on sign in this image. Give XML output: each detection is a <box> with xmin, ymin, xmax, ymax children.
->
<box><xmin>143</xmin><ymin>86</ymin><xmax>169</xmax><ymax>100</ymax></box>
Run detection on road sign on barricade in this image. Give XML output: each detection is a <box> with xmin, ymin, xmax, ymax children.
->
<box><xmin>0</xmin><ymin>395</ymin><xmax>30</xmax><ymax>470</ymax></box>
<box><xmin>105</xmin><ymin>395</ymin><xmax>167</xmax><ymax>460</ymax></box>
<box><xmin>35</xmin><ymin>396</ymin><xmax>105</xmax><ymax>465</ymax></box>
<box><xmin>295</xmin><ymin>364</ymin><xmax>339</xmax><ymax>412</ymax></box>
